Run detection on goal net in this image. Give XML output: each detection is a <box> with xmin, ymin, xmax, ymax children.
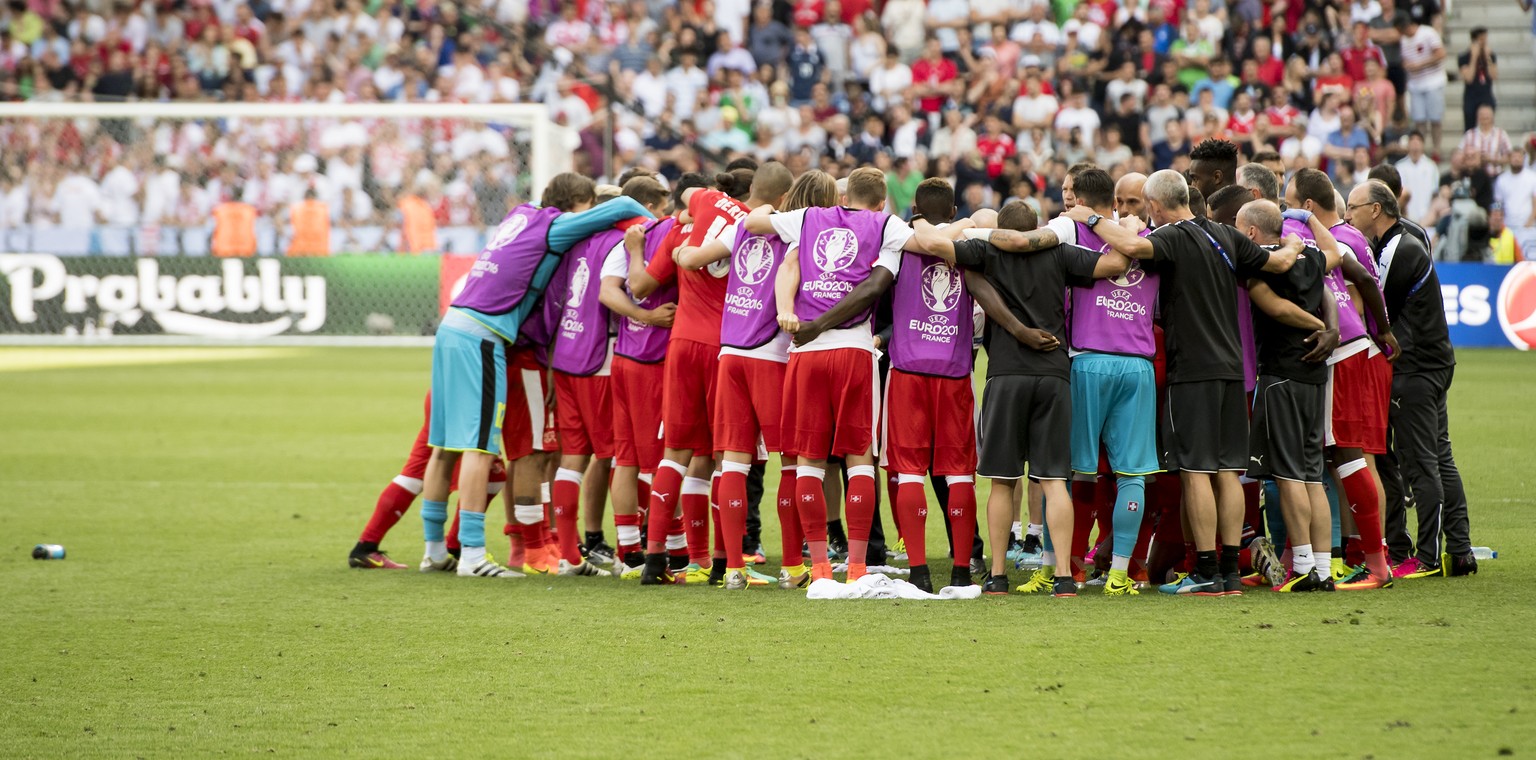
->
<box><xmin>0</xmin><ymin>101</ymin><xmax>571</xmax><ymax>343</ymax></box>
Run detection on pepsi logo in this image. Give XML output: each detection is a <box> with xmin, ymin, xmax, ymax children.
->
<box><xmin>1497</xmin><ymin>261</ymin><xmax>1536</xmax><ymax>350</ymax></box>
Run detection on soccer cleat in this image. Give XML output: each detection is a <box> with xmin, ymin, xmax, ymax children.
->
<box><xmin>1103</xmin><ymin>574</ymin><xmax>1140</xmax><ymax>596</ymax></box>
<box><xmin>810</xmin><ymin>563</ymin><xmax>834</xmax><ymax>582</ymax></box>
<box><xmin>585</xmin><ymin>541</ymin><xmax>617</xmax><ymax>567</ymax></box>
<box><xmin>1052</xmin><ymin>576</ymin><xmax>1078</xmax><ymax>598</ymax></box>
<box><xmin>1272</xmin><ymin>569</ymin><xmax>1323</xmax><ymax>592</ymax></box>
<box><xmin>1313</xmin><ymin>572</ymin><xmax>1336</xmax><ymax>592</ymax></box>
<box><xmin>982</xmin><ymin>574</ymin><xmax>1011</xmax><ymax>595</ymax></box>
<box><xmin>1393</xmin><ymin>556</ymin><xmax>1447</xmax><ymax>580</ymax></box>
<box><xmin>949</xmin><ymin>565</ymin><xmax>975</xmax><ymax>588</ymax></box>
<box><xmin>746</xmin><ymin>544</ymin><xmax>768</xmax><ymax>566</ymax></box>
<box><xmin>458</xmin><ymin>557</ymin><xmax>524</xmax><ymax>578</ymax></box>
<box><xmin>1330</xmin><ymin>557</ymin><xmax>1347</xmax><ymax>581</ymax></box>
<box><xmin>969</xmin><ymin>557</ymin><xmax>988</xmax><ymax>576</ymax></box>
<box><xmin>1249</xmin><ymin>536</ymin><xmax>1286</xmax><ymax>587</ymax></box>
<box><xmin>1240</xmin><ymin>572</ymin><xmax>1269</xmax><ymax>587</ymax></box>
<box><xmin>1084</xmin><ymin>571</ymin><xmax>1108</xmax><ymax>588</ymax></box>
<box><xmin>1015</xmin><ymin>567</ymin><xmax>1054</xmax><ymax>594</ymax></box>
<box><xmin>679</xmin><ymin>563</ymin><xmax>714</xmax><ymax>585</ymax></box>
<box><xmin>1449</xmin><ymin>553</ymin><xmax>1478</xmax><ymax>576</ymax></box>
<box><xmin>1223</xmin><ymin>572</ymin><xmax>1245</xmax><ymax>596</ymax></box>
<box><xmin>615</xmin><ymin>553</ymin><xmax>646</xmax><ymax>580</ymax></box>
<box><xmin>420</xmin><ymin>553</ymin><xmax>458</xmax><ymax>573</ymax></box>
<box><xmin>778</xmin><ymin>564</ymin><xmax>812</xmax><ymax>589</ymax></box>
<box><xmin>350</xmin><ymin>550</ymin><xmax>408</xmax><ymax>569</ymax></box>
<box><xmin>558</xmin><ymin>559</ymin><xmax>613</xmax><ymax>577</ymax></box>
<box><xmin>722</xmin><ymin>569</ymin><xmax>750</xmax><ymax>590</ymax></box>
<box><xmin>1158</xmin><ymin>572</ymin><xmax>1223</xmax><ymax>596</ymax></box>
<box><xmin>891</xmin><ymin>537</ymin><xmax>908</xmax><ymax>563</ymax></box>
<box><xmin>1336</xmin><ymin>566</ymin><xmax>1394</xmax><ymax>590</ymax></box>
<box><xmin>908</xmin><ymin>565</ymin><xmax>933</xmax><ymax>594</ymax></box>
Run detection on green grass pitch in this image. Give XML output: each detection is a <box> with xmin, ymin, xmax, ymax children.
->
<box><xmin>1</xmin><ymin>347</ymin><xmax>1533</xmax><ymax>758</ymax></box>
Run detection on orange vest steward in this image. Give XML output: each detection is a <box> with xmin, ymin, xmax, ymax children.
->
<box><xmin>287</xmin><ymin>199</ymin><xmax>331</xmax><ymax>257</ymax></box>
<box><xmin>211</xmin><ymin>202</ymin><xmax>257</xmax><ymax>257</ymax></box>
<box><xmin>399</xmin><ymin>195</ymin><xmax>438</xmax><ymax>254</ymax></box>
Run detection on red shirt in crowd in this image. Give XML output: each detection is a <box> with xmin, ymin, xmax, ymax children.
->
<box><xmin>792</xmin><ymin>0</ymin><xmax>823</xmax><ymax>27</ymax></box>
<box><xmin>1340</xmin><ymin>43</ymin><xmax>1385</xmax><ymax>82</ymax></box>
<box><xmin>912</xmin><ymin>56</ymin><xmax>957</xmax><ymax>113</ymax></box>
<box><xmin>977</xmin><ymin>132</ymin><xmax>1016</xmax><ymax>178</ymax></box>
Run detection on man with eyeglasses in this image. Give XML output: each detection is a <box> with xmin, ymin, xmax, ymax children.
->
<box><xmin>1343</xmin><ymin>180</ymin><xmax>1476</xmax><ymax>580</ymax></box>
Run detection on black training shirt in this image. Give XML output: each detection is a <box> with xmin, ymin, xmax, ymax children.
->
<box><xmin>1250</xmin><ymin>244</ymin><xmax>1329</xmax><ymax>385</ymax></box>
<box><xmin>1375</xmin><ymin>222</ymin><xmax>1456</xmax><ymax>374</ymax></box>
<box><xmin>1145</xmin><ymin>217</ymin><xmax>1274</xmax><ymax>384</ymax></box>
<box><xmin>953</xmin><ymin>238</ymin><xmax>1100</xmax><ymax>379</ymax></box>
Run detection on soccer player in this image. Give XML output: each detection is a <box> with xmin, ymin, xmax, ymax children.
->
<box><xmin>1071</xmin><ymin>170</ymin><xmax>1304</xmax><ymax>596</ymax></box>
<box><xmin>1285</xmin><ymin>168</ymin><xmax>1401</xmax><ymax>589</ymax></box>
<box><xmin>596</xmin><ymin>176</ymin><xmax>679</xmax><ymax>578</ymax></box>
<box><xmin>673</xmin><ymin>163</ymin><xmax>817</xmax><ymax>589</ymax></box>
<box><xmin>420</xmin><ymin>173</ymin><xmax>651</xmax><ymax>579</ymax></box>
<box><xmin>1232</xmin><ymin>199</ymin><xmax>1340</xmax><ymax>591</ymax></box>
<box><xmin>627</xmin><ymin>171</ymin><xmax>743</xmax><ymax>585</ymax></box>
<box><xmin>879</xmin><ymin>178</ymin><xmax>983</xmax><ymax>593</ymax></box>
<box><xmin>1043</xmin><ymin>167</ymin><xmax>1162</xmax><ymax>596</ymax></box>
<box><xmin>746</xmin><ymin>166</ymin><xmax>935</xmax><ymax>582</ymax></box>
<box><xmin>920</xmin><ymin>202</ymin><xmax>1132</xmax><ymax>598</ymax></box>
<box><xmin>1344</xmin><ymin>180</ymin><xmax>1476</xmax><ymax>579</ymax></box>
<box><xmin>540</xmin><ymin>186</ymin><xmax>671</xmax><ymax>579</ymax></box>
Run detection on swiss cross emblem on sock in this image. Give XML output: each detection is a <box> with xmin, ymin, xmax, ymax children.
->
<box><xmin>918</xmin><ymin>507</ymin><xmax>928</xmax><ymax>517</ymax></box>
<box><xmin>850</xmin><ymin>495</ymin><xmax>862</xmax><ymax>503</ymax></box>
<box><xmin>801</xmin><ymin>494</ymin><xmax>814</xmax><ymax>502</ymax></box>
<box><xmin>729</xmin><ymin>500</ymin><xmax>742</xmax><ymax>508</ymax></box>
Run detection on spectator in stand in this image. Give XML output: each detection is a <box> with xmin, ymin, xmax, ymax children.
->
<box><xmin>881</xmin><ymin>0</ymin><xmax>927</xmax><ymax>62</ymax></box>
<box><xmin>1493</xmin><ymin>147</ymin><xmax>1536</xmax><ymax>254</ymax></box>
<box><xmin>1151</xmin><ymin>118</ymin><xmax>1192</xmax><ymax>172</ymax></box>
<box><xmin>1397</xmin><ymin>13</ymin><xmax>1445</xmax><ymax>159</ymax></box>
<box><xmin>1325</xmin><ymin>106</ymin><xmax>1374</xmax><ymax>183</ymax></box>
<box><xmin>911</xmin><ymin>36</ymin><xmax>958</xmax><ymax>120</ymax></box>
<box><xmin>786</xmin><ymin>27</ymin><xmax>823</xmax><ymax>105</ymax></box>
<box><xmin>1397</xmin><ymin>130</ymin><xmax>1441</xmax><ymax>225</ymax></box>
<box><xmin>748</xmin><ymin>4</ymin><xmax>792</xmax><ymax>68</ymax></box>
<box><xmin>868</xmin><ymin>47</ymin><xmax>911</xmax><ymax>113</ymax></box>
<box><xmin>926</xmin><ymin>0</ymin><xmax>969</xmax><ymax>55</ymax></box>
<box><xmin>1458</xmin><ymin>105</ymin><xmax>1513</xmax><ymax>176</ymax></box>
<box><xmin>1457</xmin><ymin>27</ymin><xmax>1498</xmax><ymax>137</ymax></box>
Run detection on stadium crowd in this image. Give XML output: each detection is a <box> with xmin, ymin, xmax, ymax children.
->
<box><xmin>0</xmin><ymin>0</ymin><xmax>1533</xmax><ymax>260</ymax></box>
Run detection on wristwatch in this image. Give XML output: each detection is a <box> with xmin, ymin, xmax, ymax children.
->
<box><xmin>1085</xmin><ymin>213</ymin><xmax>1103</xmax><ymax>229</ymax></box>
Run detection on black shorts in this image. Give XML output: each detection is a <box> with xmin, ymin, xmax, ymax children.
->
<box><xmin>1247</xmin><ymin>376</ymin><xmax>1327</xmax><ymax>483</ymax></box>
<box><xmin>1162</xmin><ymin>379</ymin><xmax>1248</xmax><ymax>474</ymax></box>
<box><xmin>977</xmin><ymin>374</ymin><xmax>1071</xmax><ymax>481</ymax></box>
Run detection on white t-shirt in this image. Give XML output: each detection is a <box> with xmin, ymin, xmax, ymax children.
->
<box><xmin>1395</xmin><ymin>155</ymin><xmax>1440</xmax><ymax>223</ymax></box>
<box><xmin>1045</xmin><ymin>215</ymin><xmax>1079</xmax><ymax>246</ymax></box>
<box><xmin>98</xmin><ymin>166</ymin><xmax>140</xmax><ymax>226</ymax></box>
<box><xmin>768</xmin><ymin>209</ymin><xmax>912</xmax><ymax>353</ymax></box>
<box><xmin>1012</xmin><ymin>93</ymin><xmax>1059</xmax><ymax>126</ymax></box>
<box><xmin>970</xmin><ymin>0</ymin><xmax>1011</xmax><ymax>40</ymax></box>
<box><xmin>1401</xmin><ymin>26</ymin><xmax>1445</xmax><ymax>90</ymax></box>
<box><xmin>1054</xmin><ymin>106</ymin><xmax>1101</xmax><ymax>148</ymax></box>
<box><xmin>1009</xmin><ymin>19</ymin><xmax>1060</xmax><ymax>46</ymax></box>
<box><xmin>926</xmin><ymin>0</ymin><xmax>970</xmax><ymax>53</ymax></box>
<box><xmin>1494</xmin><ymin>168</ymin><xmax>1536</xmax><ymax>229</ymax></box>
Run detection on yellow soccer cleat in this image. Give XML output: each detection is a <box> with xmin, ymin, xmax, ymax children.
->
<box><xmin>1015</xmin><ymin>567</ymin><xmax>1054</xmax><ymax>594</ymax></box>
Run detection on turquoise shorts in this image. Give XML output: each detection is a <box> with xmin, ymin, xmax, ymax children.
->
<box><xmin>1070</xmin><ymin>353</ymin><xmax>1159</xmax><ymax>476</ymax></box>
<box><xmin>428</xmin><ymin>319</ymin><xmax>507</xmax><ymax>455</ymax></box>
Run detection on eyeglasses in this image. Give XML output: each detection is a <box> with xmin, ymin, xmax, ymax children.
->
<box><xmin>1345</xmin><ymin>202</ymin><xmax>1376</xmax><ymax>211</ymax></box>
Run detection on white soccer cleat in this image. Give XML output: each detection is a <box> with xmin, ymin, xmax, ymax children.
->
<box><xmin>723</xmin><ymin>569</ymin><xmax>749</xmax><ymax>590</ymax></box>
<box><xmin>558</xmin><ymin>559</ymin><xmax>612</xmax><ymax>577</ymax></box>
<box><xmin>420</xmin><ymin>553</ymin><xmax>458</xmax><ymax>573</ymax></box>
<box><xmin>457</xmin><ymin>557</ymin><xmax>525</xmax><ymax>578</ymax></box>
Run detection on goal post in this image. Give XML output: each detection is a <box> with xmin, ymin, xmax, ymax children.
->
<box><xmin>0</xmin><ymin>100</ymin><xmax>572</xmax><ymax>344</ymax></box>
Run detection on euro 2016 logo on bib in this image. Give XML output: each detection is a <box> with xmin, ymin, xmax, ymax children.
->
<box><xmin>920</xmin><ymin>262</ymin><xmax>963</xmax><ymax>312</ymax></box>
<box><xmin>487</xmin><ymin>212</ymin><xmax>530</xmax><ymax>251</ymax></box>
<box><xmin>812</xmin><ymin>227</ymin><xmax>859</xmax><ymax>273</ymax></box>
<box><xmin>567</xmin><ymin>257</ymin><xmax>590</xmax><ymax>307</ymax></box>
<box><xmin>735</xmin><ymin>237</ymin><xmax>776</xmax><ymax>285</ymax></box>
<box><xmin>1107</xmin><ymin>256</ymin><xmax>1145</xmax><ymax>289</ymax></box>
<box><xmin>1497</xmin><ymin>261</ymin><xmax>1536</xmax><ymax>350</ymax></box>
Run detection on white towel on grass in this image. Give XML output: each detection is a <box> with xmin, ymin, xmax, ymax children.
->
<box><xmin>805</xmin><ymin>573</ymin><xmax>982</xmax><ymax>600</ymax></box>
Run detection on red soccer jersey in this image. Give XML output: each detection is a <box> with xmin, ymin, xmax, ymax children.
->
<box><xmin>646</xmin><ymin>215</ymin><xmax>727</xmax><ymax>347</ymax></box>
<box><xmin>911</xmin><ymin>57</ymin><xmax>957</xmax><ymax>113</ymax></box>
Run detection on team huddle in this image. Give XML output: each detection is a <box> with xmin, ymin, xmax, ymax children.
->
<box><xmin>346</xmin><ymin>138</ymin><xmax>1478</xmax><ymax>598</ymax></box>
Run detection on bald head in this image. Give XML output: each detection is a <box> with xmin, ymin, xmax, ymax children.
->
<box><xmin>1115</xmin><ymin>172</ymin><xmax>1148</xmax><ymax>222</ymax></box>
<box><xmin>1236</xmin><ymin>162</ymin><xmax>1280</xmax><ymax>202</ymax></box>
<box><xmin>1236</xmin><ymin>199</ymin><xmax>1284</xmax><ymax>245</ymax></box>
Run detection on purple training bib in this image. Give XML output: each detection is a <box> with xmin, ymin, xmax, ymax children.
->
<box><xmin>890</xmin><ymin>250</ymin><xmax>973</xmax><ymax>377</ymax></box>
<box><xmin>722</xmin><ymin>228</ymin><xmax>792</xmax><ymax>350</ymax></box>
<box><xmin>549</xmin><ymin>228</ymin><xmax>622</xmax><ymax>375</ymax></box>
<box><xmin>615</xmin><ymin>218</ymin><xmax>679</xmax><ymax>364</ymax></box>
<box><xmin>795</xmin><ymin>207</ymin><xmax>889</xmax><ymax>329</ymax></box>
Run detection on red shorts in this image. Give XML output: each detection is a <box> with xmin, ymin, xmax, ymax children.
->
<box><xmin>403</xmin><ymin>392</ymin><xmax>504</xmax><ymax>488</ymax></box>
<box><xmin>661</xmin><ymin>338</ymin><xmax>719</xmax><ymax>452</ymax></box>
<box><xmin>555</xmin><ymin>371</ymin><xmax>614</xmax><ymax>458</ymax></box>
<box><xmin>1328</xmin><ymin>348</ymin><xmax>1390</xmax><ymax>455</ymax></box>
<box><xmin>611</xmin><ymin>356</ymin><xmax>666</xmax><ymax>470</ymax></box>
<box><xmin>502</xmin><ymin>346</ymin><xmax>552</xmax><ymax>460</ymax></box>
<box><xmin>781</xmin><ymin>347</ymin><xmax>878</xmax><ymax>461</ymax></box>
<box><xmin>881</xmin><ymin>369</ymin><xmax>977</xmax><ymax>476</ymax></box>
<box><xmin>714</xmin><ymin>353</ymin><xmax>786</xmax><ymax>455</ymax></box>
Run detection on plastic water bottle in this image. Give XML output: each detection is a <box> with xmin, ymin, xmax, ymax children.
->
<box><xmin>1472</xmin><ymin>547</ymin><xmax>1497</xmax><ymax>560</ymax></box>
<box><xmin>32</xmin><ymin>544</ymin><xmax>66</xmax><ymax>560</ymax></box>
